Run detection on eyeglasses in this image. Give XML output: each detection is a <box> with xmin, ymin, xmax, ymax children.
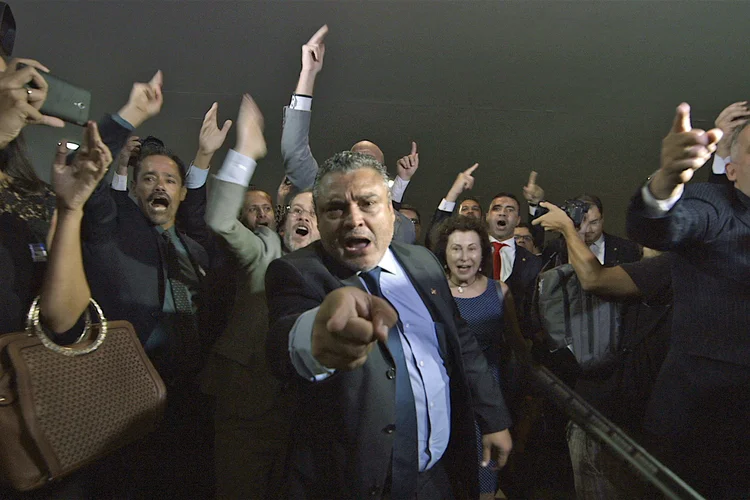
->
<box><xmin>408</xmin><ymin>218</ymin><xmax>420</xmax><ymax>226</ymax></box>
<box><xmin>514</xmin><ymin>234</ymin><xmax>533</xmax><ymax>242</ymax></box>
<box><xmin>288</xmin><ymin>206</ymin><xmax>316</xmax><ymax>219</ymax></box>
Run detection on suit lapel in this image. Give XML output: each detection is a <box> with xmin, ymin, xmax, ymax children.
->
<box><xmin>603</xmin><ymin>233</ymin><xmax>615</xmax><ymax>267</ymax></box>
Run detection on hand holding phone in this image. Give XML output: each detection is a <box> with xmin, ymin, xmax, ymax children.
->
<box><xmin>0</xmin><ymin>59</ymin><xmax>64</xmax><ymax>147</ymax></box>
<box><xmin>20</xmin><ymin>62</ymin><xmax>90</xmax><ymax>126</ymax></box>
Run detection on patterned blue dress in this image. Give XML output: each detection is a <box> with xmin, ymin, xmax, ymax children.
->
<box><xmin>454</xmin><ymin>279</ymin><xmax>506</xmax><ymax>495</ymax></box>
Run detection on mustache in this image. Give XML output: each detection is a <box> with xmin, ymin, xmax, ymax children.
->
<box><xmin>147</xmin><ymin>192</ymin><xmax>171</xmax><ymax>203</ymax></box>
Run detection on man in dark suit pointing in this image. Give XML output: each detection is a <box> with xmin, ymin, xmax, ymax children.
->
<box><xmin>627</xmin><ymin>103</ymin><xmax>750</xmax><ymax>498</ymax></box>
<box><xmin>266</xmin><ymin>151</ymin><xmax>512</xmax><ymax>499</ymax></box>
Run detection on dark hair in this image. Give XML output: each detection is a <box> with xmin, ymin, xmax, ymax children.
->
<box><xmin>133</xmin><ymin>140</ymin><xmax>187</xmax><ymax>185</ymax></box>
<box><xmin>516</xmin><ymin>221</ymin><xmax>533</xmax><ymax>231</ymax></box>
<box><xmin>0</xmin><ymin>134</ymin><xmax>48</xmax><ymax>194</ymax></box>
<box><xmin>399</xmin><ymin>203</ymin><xmax>421</xmax><ymax>224</ymax></box>
<box><xmin>457</xmin><ymin>196</ymin><xmax>483</xmax><ymax>217</ymax></box>
<box><xmin>313</xmin><ymin>151</ymin><xmax>389</xmax><ymax>209</ymax></box>
<box><xmin>574</xmin><ymin>193</ymin><xmax>603</xmax><ymax>215</ymax></box>
<box><xmin>433</xmin><ymin>215</ymin><xmax>493</xmax><ymax>278</ymax></box>
<box><xmin>488</xmin><ymin>192</ymin><xmax>520</xmax><ymax>211</ymax></box>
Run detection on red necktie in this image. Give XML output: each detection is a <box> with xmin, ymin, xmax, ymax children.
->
<box><xmin>492</xmin><ymin>242</ymin><xmax>508</xmax><ymax>280</ymax></box>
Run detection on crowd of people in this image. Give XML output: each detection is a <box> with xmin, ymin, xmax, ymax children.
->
<box><xmin>1</xmin><ymin>8</ymin><xmax>749</xmax><ymax>500</ymax></box>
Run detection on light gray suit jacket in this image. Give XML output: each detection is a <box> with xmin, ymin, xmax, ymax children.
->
<box><xmin>201</xmin><ymin>178</ymin><xmax>285</xmax><ymax>416</ymax></box>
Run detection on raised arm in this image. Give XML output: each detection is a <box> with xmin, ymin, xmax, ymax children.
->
<box><xmin>424</xmin><ymin>163</ymin><xmax>478</xmax><ymax>249</ymax></box>
<box><xmin>206</xmin><ymin>94</ymin><xmax>281</xmax><ymax>268</ymax></box>
<box><xmin>522</xmin><ymin>171</ymin><xmax>546</xmax><ymax>249</ymax></box>
<box><xmin>627</xmin><ymin>103</ymin><xmax>723</xmax><ymax>249</ymax></box>
<box><xmin>535</xmin><ymin>201</ymin><xmax>640</xmax><ymax>297</ymax></box>
<box><xmin>82</xmin><ymin>71</ymin><xmax>164</xmax><ymax>243</ymax></box>
<box><xmin>176</xmin><ymin>102</ymin><xmax>232</xmax><ymax>249</ymax></box>
<box><xmin>281</xmin><ymin>25</ymin><xmax>328</xmax><ymax>190</ymax></box>
<box><xmin>392</xmin><ymin>141</ymin><xmax>419</xmax><ymax>209</ymax></box>
<box><xmin>40</xmin><ymin>122</ymin><xmax>111</xmax><ymax>333</ymax></box>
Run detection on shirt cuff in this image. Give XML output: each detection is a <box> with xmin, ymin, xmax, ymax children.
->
<box><xmin>215</xmin><ymin>149</ymin><xmax>258</xmax><ymax>187</ymax></box>
<box><xmin>289</xmin><ymin>94</ymin><xmax>313</xmax><ymax>112</ymax></box>
<box><xmin>289</xmin><ymin>306</ymin><xmax>335</xmax><ymax>381</ymax></box>
<box><xmin>184</xmin><ymin>163</ymin><xmax>209</xmax><ymax>189</ymax></box>
<box><xmin>391</xmin><ymin>176</ymin><xmax>410</xmax><ymax>203</ymax></box>
<box><xmin>111</xmin><ymin>114</ymin><xmax>135</xmax><ymax>131</ymax></box>
<box><xmin>438</xmin><ymin>199</ymin><xmax>456</xmax><ymax>212</ymax></box>
<box><xmin>111</xmin><ymin>173</ymin><xmax>128</xmax><ymax>191</ymax></box>
<box><xmin>712</xmin><ymin>155</ymin><xmax>729</xmax><ymax>175</ymax></box>
<box><xmin>641</xmin><ymin>182</ymin><xmax>684</xmax><ymax>215</ymax></box>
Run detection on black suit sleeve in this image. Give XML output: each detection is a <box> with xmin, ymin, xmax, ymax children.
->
<box><xmin>81</xmin><ymin>115</ymin><xmax>132</xmax><ymax>244</ymax></box>
<box><xmin>424</xmin><ymin>207</ymin><xmax>452</xmax><ymax>251</ymax></box>
<box><xmin>529</xmin><ymin>208</ymin><xmax>545</xmax><ymax>249</ymax></box>
<box><xmin>626</xmin><ymin>184</ymin><xmax>723</xmax><ymax>250</ymax></box>
<box><xmin>176</xmin><ymin>183</ymin><xmax>221</xmax><ymax>262</ymax></box>
<box><xmin>265</xmin><ymin>257</ymin><xmax>327</xmax><ymax>381</ymax></box>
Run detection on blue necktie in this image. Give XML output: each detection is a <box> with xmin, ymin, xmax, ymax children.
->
<box><xmin>360</xmin><ymin>267</ymin><xmax>419</xmax><ymax>498</ymax></box>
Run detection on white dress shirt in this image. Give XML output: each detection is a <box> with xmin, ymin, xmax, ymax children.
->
<box><xmin>588</xmin><ymin>234</ymin><xmax>606</xmax><ymax>265</ymax></box>
<box><xmin>288</xmin><ymin>248</ymin><xmax>451</xmax><ymax>470</ymax></box>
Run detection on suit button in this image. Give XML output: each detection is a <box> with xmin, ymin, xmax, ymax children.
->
<box><xmin>383</xmin><ymin>424</ymin><xmax>395</xmax><ymax>434</ymax></box>
<box><xmin>369</xmin><ymin>485</ymin><xmax>380</xmax><ymax>496</ymax></box>
<box><xmin>386</xmin><ymin>368</ymin><xmax>396</xmax><ymax>380</ymax></box>
<box><xmin>151</xmin><ymin>311</ymin><xmax>160</xmax><ymax>318</ymax></box>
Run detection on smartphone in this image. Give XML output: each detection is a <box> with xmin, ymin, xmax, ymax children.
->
<box><xmin>21</xmin><ymin>64</ymin><xmax>91</xmax><ymax>126</ymax></box>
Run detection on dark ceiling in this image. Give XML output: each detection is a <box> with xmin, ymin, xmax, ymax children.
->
<box><xmin>16</xmin><ymin>0</ymin><xmax>748</xmax><ymax>235</ymax></box>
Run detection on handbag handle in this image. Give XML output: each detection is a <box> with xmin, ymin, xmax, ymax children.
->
<box><xmin>25</xmin><ymin>297</ymin><xmax>108</xmax><ymax>356</ymax></box>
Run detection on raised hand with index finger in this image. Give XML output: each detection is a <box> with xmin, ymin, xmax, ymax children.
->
<box><xmin>396</xmin><ymin>141</ymin><xmax>419</xmax><ymax>180</ymax></box>
<box><xmin>650</xmin><ymin>103</ymin><xmax>723</xmax><ymax>200</ymax></box>
<box><xmin>522</xmin><ymin>171</ymin><xmax>544</xmax><ymax>205</ymax></box>
<box><xmin>301</xmin><ymin>24</ymin><xmax>329</xmax><ymax>75</ymax></box>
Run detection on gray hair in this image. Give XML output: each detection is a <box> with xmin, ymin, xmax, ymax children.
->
<box><xmin>730</xmin><ymin>120</ymin><xmax>750</xmax><ymax>160</ymax></box>
<box><xmin>312</xmin><ymin>151</ymin><xmax>392</xmax><ymax>209</ymax></box>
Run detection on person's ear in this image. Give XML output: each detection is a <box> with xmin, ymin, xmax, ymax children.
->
<box><xmin>179</xmin><ymin>186</ymin><xmax>187</xmax><ymax>202</ymax></box>
<box><xmin>727</xmin><ymin>162</ymin><xmax>739</xmax><ymax>182</ymax></box>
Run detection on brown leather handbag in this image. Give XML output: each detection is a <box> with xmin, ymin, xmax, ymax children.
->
<box><xmin>0</xmin><ymin>298</ymin><xmax>167</xmax><ymax>491</ymax></box>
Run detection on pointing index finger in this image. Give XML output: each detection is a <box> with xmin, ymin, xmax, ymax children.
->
<box><xmin>672</xmin><ymin>102</ymin><xmax>692</xmax><ymax>133</ymax></box>
<box><xmin>465</xmin><ymin>163</ymin><xmax>479</xmax><ymax>175</ymax></box>
<box><xmin>410</xmin><ymin>141</ymin><xmax>417</xmax><ymax>156</ymax></box>
<box><xmin>527</xmin><ymin>171</ymin><xmax>537</xmax><ymax>187</ymax></box>
<box><xmin>308</xmin><ymin>24</ymin><xmax>329</xmax><ymax>45</ymax></box>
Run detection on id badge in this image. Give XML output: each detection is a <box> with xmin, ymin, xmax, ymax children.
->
<box><xmin>29</xmin><ymin>243</ymin><xmax>47</xmax><ymax>263</ymax></box>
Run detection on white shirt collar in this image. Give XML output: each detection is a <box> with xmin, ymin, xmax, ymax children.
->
<box><xmin>590</xmin><ymin>234</ymin><xmax>605</xmax><ymax>249</ymax></box>
<box><xmin>489</xmin><ymin>235</ymin><xmax>516</xmax><ymax>248</ymax></box>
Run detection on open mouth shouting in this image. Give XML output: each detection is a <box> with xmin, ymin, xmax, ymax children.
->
<box><xmin>342</xmin><ymin>233</ymin><xmax>372</xmax><ymax>255</ymax></box>
<box><xmin>294</xmin><ymin>224</ymin><xmax>311</xmax><ymax>237</ymax></box>
<box><xmin>148</xmin><ymin>192</ymin><xmax>171</xmax><ymax>213</ymax></box>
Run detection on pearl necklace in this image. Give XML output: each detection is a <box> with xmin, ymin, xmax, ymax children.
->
<box><xmin>449</xmin><ymin>276</ymin><xmax>477</xmax><ymax>293</ymax></box>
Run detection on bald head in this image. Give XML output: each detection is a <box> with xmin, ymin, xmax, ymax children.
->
<box><xmin>350</xmin><ymin>140</ymin><xmax>385</xmax><ymax>164</ymax></box>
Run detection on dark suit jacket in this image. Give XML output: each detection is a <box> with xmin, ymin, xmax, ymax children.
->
<box><xmin>626</xmin><ymin>183</ymin><xmax>750</xmax><ymax>366</ymax></box>
<box><xmin>504</xmin><ymin>244</ymin><xmax>542</xmax><ymax>337</ymax></box>
<box><xmin>265</xmin><ymin>241</ymin><xmax>511</xmax><ymax>499</ymax></box>
<box><xmin>82</xmin><ymin>116</ymin><xmax>215</xmax><ymax>349</ymax></box>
